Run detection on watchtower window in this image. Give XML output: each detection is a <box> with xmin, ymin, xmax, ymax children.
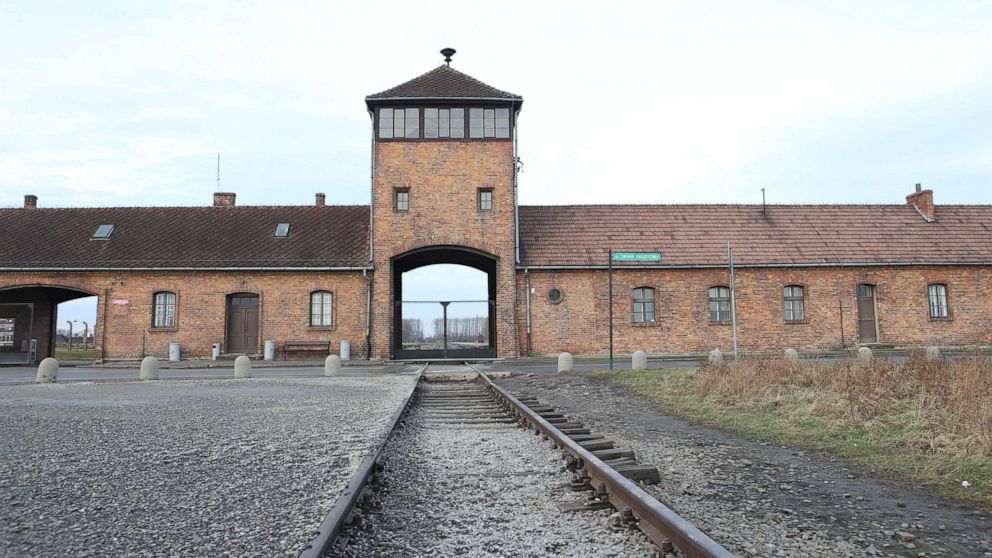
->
<box><xmin>469</xmin><ymin>108</ymin><xmax>510</xmax><ymax>139</ymax></box>
<box><xmin>395</xmin><ymin>189</ymin><xmax>410</xmax><ymax>212</ymax></box>
<box><xmin>378</xmin><ymin>108</ymin><xmax>420</xmax><ymax>139</ymax></box>
<box><xmin>424</xmin><ymin>108</ymin><xmax>465</xmax><ymax>139</ymax></box>
<box><xmin>478</xmin><ymin>189</ymin><xmax>493</xmax><ymax>212</ymax></box>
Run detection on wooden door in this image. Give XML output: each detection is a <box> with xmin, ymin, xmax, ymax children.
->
<box><xmin>856</xmin><ymin>284</ymin><xmax>877</xmax><ymax>344</ymax></box>
<box><xmin>226</xmin><ymin>294</ymin><xmax>259</xmax><ymax>353</ymax></box>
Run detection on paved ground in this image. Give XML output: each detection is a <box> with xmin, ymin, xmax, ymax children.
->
<box><xmin>0</xmin><ymin>364</ymin><xmax>394</xmax><ymax>385</ymax></box>
<box><xmin>0</xmin><ymin>375</ymin><xmax>417</xmax><ymax>557</ymax></box>
<box><xmin>496</xmin><ymin>372</ymin><xmax>992</xmax><ymax>558</ymax></box>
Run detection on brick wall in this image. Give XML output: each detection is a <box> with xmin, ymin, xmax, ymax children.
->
<box><xmin>370</xmin><ymin>140</ymin><xmax>519</xmax><ymax>358</ymax></box>
<box><xmin>0</xmin><ymin>271</ymin><xmax>369</xmax><ymax>360</ymax></box>
<box><xmin>518</xmin><ymin>265</ymin><xmax>992</xmax><ymax>355</ymax></box>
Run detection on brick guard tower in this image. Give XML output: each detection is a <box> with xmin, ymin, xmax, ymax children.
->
<box><xmin>365</xmin><ymin>49</ymin><xmax>523</xmax><ymax>359</ymax></box>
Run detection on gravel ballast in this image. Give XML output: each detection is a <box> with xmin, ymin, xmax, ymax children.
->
<box><xmin>497</xmin><ymin>372</ymin><xmax>992</xmax><ymax>558</ymax></box>
<box><xmin>337</xmin><ymin>381</ymin><xmax>656</xmax><ymax>557</ymax></box>
<box><xmin>0</xmin><ymin>376</ymin><xmax>417</xmax><ymax>557</ymax></box>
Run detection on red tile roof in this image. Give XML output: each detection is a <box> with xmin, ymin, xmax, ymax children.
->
<box><xmin>518</xmin><ymin>204</ymin><xmax>992</xmax><ymax>267</ymax></box>
<box><xmin>0</xmin><ymin>206</ymin><xmax>370</xmax><ymax>269</ymax></box>
<box><xmin>366</xmin><ymin>65</ymin><xmax>521</xmax><ymax>101</ymax></box>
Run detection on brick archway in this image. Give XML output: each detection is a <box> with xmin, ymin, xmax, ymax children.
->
<box><xmin>0</xmin><ymin>284</ymin><xmax>100</xmax><ymax>363</ymax></box>
<box><xmin>391</xmin><ymin>245</ymin><xmax>498</xmax><ymax>360</ymax></box>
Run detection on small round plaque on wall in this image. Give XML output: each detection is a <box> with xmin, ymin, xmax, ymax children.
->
<box><xmin>548</xmin><ymin>288</ymin><xmax>563</xmax><ymax>304</ymax></box>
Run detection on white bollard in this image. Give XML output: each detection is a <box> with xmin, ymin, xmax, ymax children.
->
<box><xmin>925</xmin><ymin>346</ymin><xmax>941</xmax><ymax>362</ymax></box>
<box><xmin>36</xmin><ymin>357</ymin><xmax>58</xmax><ymax>383</ymax></box>
<box><xmin>324</xmin><ymin>354</ymin><xmax>341</xmax><ymax>377</ymax></box>
<box><xmin>631</xmin><ymin>350</ymin><xmax>647</xmax><ymax>371</ymax></box>
<box><xmin>784</xmin><ymin>348</ymin><xmax>799</xmax><ymax>363</ymax></box>
<box><xmin>234</xmin><ymin>355</ymin><xmax>252</xmax><ymax>378</ymax></box>
<box><xmin>708</xmin><ymin>349</ymin><xmax>723</xmax><ymax>365</ymax></box>
<box><xmin>857</xmin><ymin>346</ymin><xmax>873</xmax><ymax>364</ymax></box>
<box><xmin>140</xmin><ymin>356</ymin><xmax>159</xmax><ymax>380</ymax></box>
<box><xmin>557</xmin><ymin>352</ymin><xmax>573</xmax><ymax>373</ymax></box>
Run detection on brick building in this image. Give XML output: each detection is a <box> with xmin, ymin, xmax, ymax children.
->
<box><xmin>2</xmin><ymin>57</ymin><xmax>991</xmax><ymax>363</ymax></box>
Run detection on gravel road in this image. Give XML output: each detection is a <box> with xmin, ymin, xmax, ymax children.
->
<box><xmin>497</xmin><ymin>372</ymin><xmax>992</xmax><ymax>558</ymax></box>
<box><xmin>336</xmin><ymin>381</ymin><xmax>656</xmax><ymax>557</ymax></box>
<box><xmin>0</xmin><ymin>376</ymin><xmax>416</xmax><ymax>557</ymax></box>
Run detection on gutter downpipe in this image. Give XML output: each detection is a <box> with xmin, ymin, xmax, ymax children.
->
<box><xmin>524</xmin><ymin>267</ymin><xmax>532</xmax><ymax>356</ymax></box>
<box><xmin>100</xmin><ymin>288</ymin><xmax>109</xmax><ymax>363</ymax></box>
<box><xmin>513</xmin><ymin>102</ymin><xmax>521</xmax><ymax>265</ymax></box>
<box><xmin>363</xmin><ymin>269</ymin><xmax>372</xmax><ymax>359</ymax></box>
<box><xmin>368</xmin><ymin>109</ymin><xmax>375</xmax><ymax>262</ymax></box>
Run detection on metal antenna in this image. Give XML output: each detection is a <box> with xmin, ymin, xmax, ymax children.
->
<box><xmin>761</xmin><ymin>187</ymin><xmax>766</xmax><ymax>216</ymax></box>
<box><xmin>216</xmin><ymin>154</ymin><xmax>221</xmax><ymax>192</ymax></box>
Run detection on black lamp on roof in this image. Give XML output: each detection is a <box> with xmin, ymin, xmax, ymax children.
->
<box><xmin>441</xmin><ymin>48</ymin><xmax>456</xmax><ymax>66</ymax></box>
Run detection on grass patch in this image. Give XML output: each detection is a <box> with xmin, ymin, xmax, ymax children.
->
<box><xmin>54</xmin><ymin>348</ymin><xmax>96</xmax><ymax>360</ymax></box>
<box><xmin>589</xmin><ymin>354</ymin><xmax>992</xmax><ymax>509</ymax></box>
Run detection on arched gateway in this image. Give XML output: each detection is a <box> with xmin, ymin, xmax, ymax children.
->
<box><xmin>392</xmin><ymin>246</ymin><xmax>497</xmax><ymax>359</ymax></box>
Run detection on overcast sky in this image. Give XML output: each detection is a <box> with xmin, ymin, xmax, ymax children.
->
<box><xmin>5</xmin><ymin>1</ymin><xmax>990</xmax><ymax>326</ymax></box>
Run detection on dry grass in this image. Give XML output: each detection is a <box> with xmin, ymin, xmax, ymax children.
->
<box><xmin>592</xmin><ymin>353</ymin><xmax>992</xmax><ymax>508</ymax></box>
<box><xmin>696</xmin><ymin>352</ymin><xmax>992</xmax><ymax>458</ymax></box>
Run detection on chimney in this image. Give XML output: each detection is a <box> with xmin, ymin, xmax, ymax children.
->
<box><xmin>315</xmin><ymin>192</ymin><xmax>326</xmax><ymax>206</ymax></box>
<box><xmin>24</xmin><ymin>194</ymin><xmax>37</xmax><ymax>209</ymax></box>
<box><xmin>906</xmin><ymin>183</ymin><xmax>935</xmax><ymax>222</ymax></box>
<box><xmin>213</xmin><ymin>192</ymin><xmax>236</xmax><ymax>207</ymax></box>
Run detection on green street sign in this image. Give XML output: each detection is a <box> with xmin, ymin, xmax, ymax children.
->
<box><xmin>611</xmin><ymin>251</ymin><xmax>662</xmax><ymax>262</ymax></box>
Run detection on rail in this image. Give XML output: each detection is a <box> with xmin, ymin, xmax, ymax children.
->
<box><xmin>298</xmin><ymin>363</ymin><xmax>426</xmax><ymax>558</ymax></box>
<box><xmin>474</xmin><ymin>369</ymin><xmax>737</xmax><ymax>558</ymax></box>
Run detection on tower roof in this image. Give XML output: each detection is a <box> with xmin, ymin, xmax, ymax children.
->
<box><xmin>366</xmin><ymin>65</ymin><xmax>522</xmax><ymax>105</ymax></box>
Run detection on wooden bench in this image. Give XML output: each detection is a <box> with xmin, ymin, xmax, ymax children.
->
<box><xmin>281</xmin><ymin>340</ymin><xmax>331</xmax><ymax>359</ymax></box>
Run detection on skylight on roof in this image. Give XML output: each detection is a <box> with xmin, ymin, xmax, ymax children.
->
<box><xmin>274</xmin><ymin>223</ymin><xmax>290</xmax><ymax>237</ymax></box>
<box><xmin>92</xmin><ymin>224</ymin><xmax>115</xmax><ymax>239</ymax></box>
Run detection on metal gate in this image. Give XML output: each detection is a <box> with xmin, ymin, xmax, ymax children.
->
<box><xmin>395</xmin><ymin>300</ymin><xmax>495</xmax><ymax>359</ymax></box>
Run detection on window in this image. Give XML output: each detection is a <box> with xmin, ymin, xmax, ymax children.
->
<box><xmin>783</xmin><ymin>285</ymin><xmax>805</xmax><ymax>322</ymax></box>
<box><xmin>927</xmin><ymin>283</ymin><xmax>948</xmax><ymax>318</ymax></box>
<box><xmin>395</xmin><ymin>189</ymin><xmax>409</xmax><ymax>212</ymax></box>
<box><xmin>310</xmin><ymin>291</ymin><xmax>333</xmax><ymax>327</ymax></box>
<box><xmin>708</xmin><ymin>286</ymin><xmax>731</xmax><ymax>323</ymax></box>
<box><xmin>633</xmin><ymin>287</ymin><xmax>656</xmax><ymax>323</ymax></box>
<box><xmin>424</xmin><ymin>108</ymin><xmax>465</xmax><ymax>139</ymax></box>
<box><xmin>92</xmin><ymin>224</ymin><xmax>115</xmax><ymax>239</ymax></box>
<box><xmin>478</xmin><ymin>189</ymin><xmax>493</xmax><ymax>212</ymax></box>
<box><xmin>378</xmin><ymin>108</ymin><xmax>420</xmax><ymax>139</ymax></box>
<box><xmin>469</xmin><ymin>107</ymin><xmax>511</xmax><ymax>139</ymax></box>
<box><xmin>274</xmin><ymin>223</ymin><xmax>290</xmax><ymax>237</ymax></box>
<box><xmin>381</xmin><ymin>106</ymin><xmax>507</xmax><ymax>140</ymax></box>
<box><xmin>153</xmin><ymin>292</ymin><xmax>176</xmax><ymax>328</ymax></box>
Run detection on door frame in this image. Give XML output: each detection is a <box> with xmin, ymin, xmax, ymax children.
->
<box><xmin>855</xmin><ymin>283</ymin><xmax>879</xmax><ymax>344</ymax></box>
<box><xmin>225</xmin><ymin>292</ymin><xmax>260</xmax><ymax>354</ymax></box>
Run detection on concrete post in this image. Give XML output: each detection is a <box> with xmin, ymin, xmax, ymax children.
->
<box><xmin>557</xmin><ymin>352</ymin><xmax>573</xmax><ymax>373</ymax></box>
<box><xmin>36</xmin><ymin>357</ymin><xmax>58</xmax><ymax>383</ymax></box>
<box><xmin>140</xmin><ymin>356</ymin><xmax>159</xmax><ymax>380</ymax></box>
<box><xmin>708</xmin><ymin>349</ymin><xmax>723</xmax><ymax>365</ymax></box>
<box><xmin>324</xmin><ymin>354</ymin><xmax>341</xmax><ymax>377</ymax></box>
<box><xmin>234</xmin><ymin>355</ymin><xmax>252</xmax><ymax>378</ymax></box>
<box><xmin>784</xmin><ymin>348</ymin><xmax>799</xmax><ymax>363</ymax></box>
<box><xmin>857</xmin><ymin>346</ymin><xmax>873</xmax><ymax>364</ymax></box>
<box><xmin>925</xmin><ymin>346</ymin><xmax>941</xmax><ymax>362</ymax></box>
<box><xmin>631</xmin><ymin>350</ymin><xmax>647</xmax><ymax>371</ymax></box>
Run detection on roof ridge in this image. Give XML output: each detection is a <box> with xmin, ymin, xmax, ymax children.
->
<box><xmin>366</xmin><ymin>64</ymin><xmax>521</xmax><ymax>100</ymax></box>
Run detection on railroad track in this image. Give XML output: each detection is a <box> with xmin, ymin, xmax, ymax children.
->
<box><xmin>300</xmin><ymin>363</ymin><xmax>736</xmax><ymax>558</ymax></box>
